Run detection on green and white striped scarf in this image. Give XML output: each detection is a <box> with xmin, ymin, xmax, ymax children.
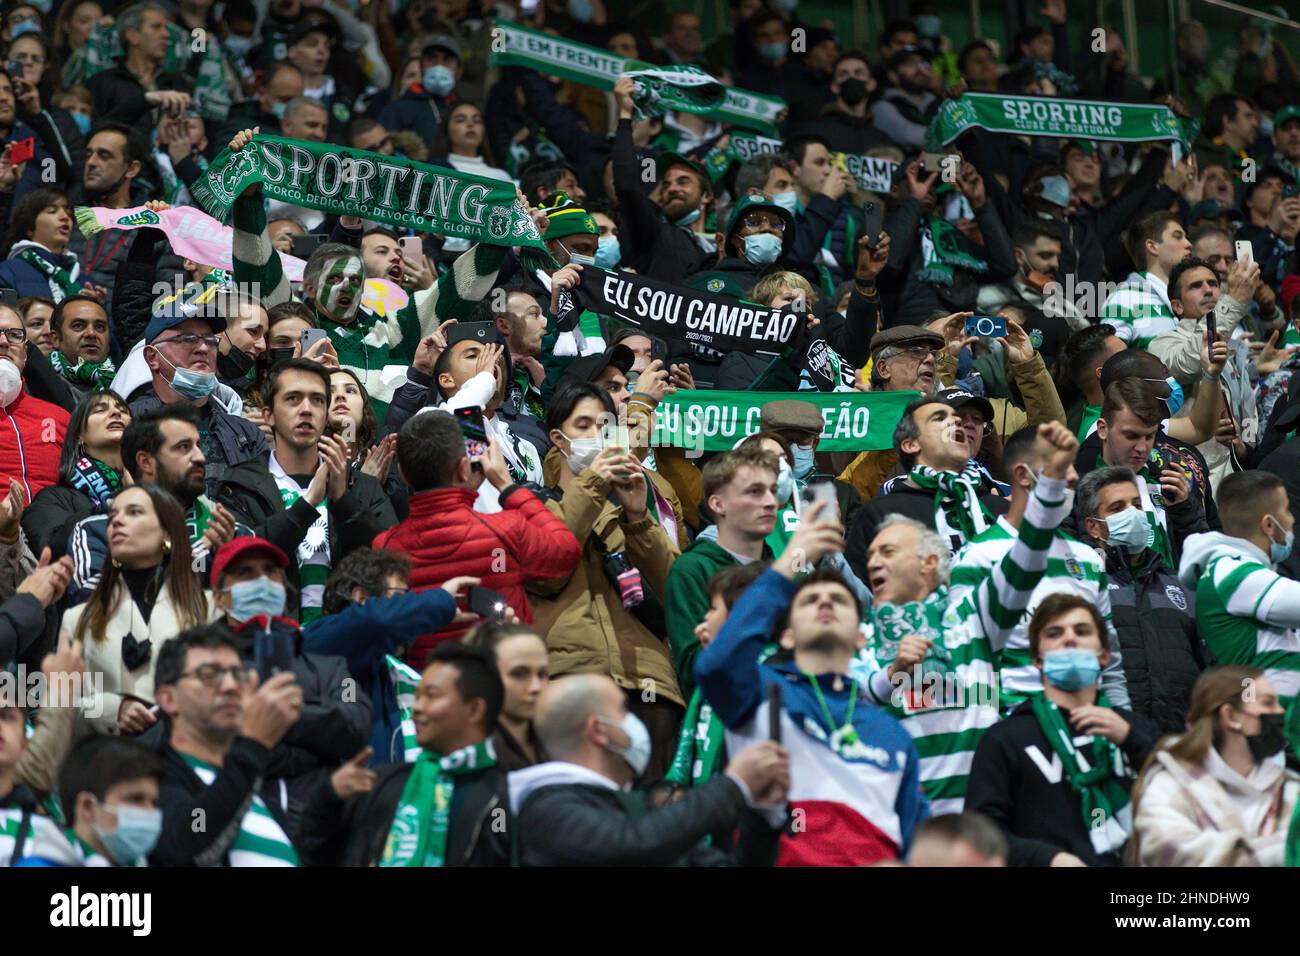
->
<box><xmin>868</xmin><ymin>586</ymin><xmax>957</xmax><ymax>674</ymax></box>
<box><xmin>48</xmin><ymin>349</ymin><xmax>115</xmax><ymax>389</ymax></box>
<box><xmin>917</xmin><ymin>216</ymin><xmax>986</xmax><ymax>286</ymax></box>
<box><xmin>14</xmin><ymin>245</ymin><xmax>83</xmax><ymax>301</ymax></box>
<box><xmin>623</xmin><ymin>65</ymin><xmax>725</xmax><ymax>119</ymax></box>
<box><xmin>180</xmin><ymin>754</ymin><xmax>299</xmax><ymax>866</ymax></box>
<box><xmin>386</xmin><ymin>654</ymin><xmax>424</xmax><ymax>762</ymax></box>
<box><xmin>1030</xmin><ymin>692</ymin><xmax>1132</xmax><ymax>856</ymax></box>
<box><xmin>665</xmin><ymin>687</ymin><xmax>726</xmax><ymax>787</ymax></box>
<box><xmin>379</xmin><ymin>739</ymin><xmax>497</xmax><ymax>867</ymax></box>
<box><xmin>269</xmin><ymin>452</ymin><xmax>329</xmax><ymax>625</ymax></box>
<box><xmin>909</xmin><ymin>461</ymin><xmax>995</xmax><ymax>545</ymax></box>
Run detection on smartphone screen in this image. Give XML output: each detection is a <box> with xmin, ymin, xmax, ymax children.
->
<box><xmin>456</xmin><ymin>405</ymin><xmax>489</xmax><ymax>460</ymax></box>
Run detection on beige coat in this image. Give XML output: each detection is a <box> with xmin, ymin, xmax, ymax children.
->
<box><xmin>1133</xmin><ymin>748</ymin><xmax>1300</xmax><ymax>866</ymax></box>
<box><xmin>61</xmin><ymin>583</ymin><xmax>215</xmax><ymax>735</ymax></box>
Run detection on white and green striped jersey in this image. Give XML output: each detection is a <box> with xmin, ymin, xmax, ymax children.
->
<box><xmin>1196</xmin><ymin>554</ymin><xmax>1300</xmax><ymax>704</ymax></box>
<box><xmin>1101</xmin><ymin>271</ymin><xmax>1176</xmax><ymax>349</ymax></box>
<box><xmin>182</xmin><ymin>756</ymin><xmax>299</xmax><ymax>867</ymax></box>
<box><xmin>852</xmin><ymin>475</ymin><xmax>1072</xmax><ymax>813</ymax></box>
<box><xmin>950</xmin><ymin>517</ymin><xmax>1128</xmax><ymax>711</ymax></box>
<box><xmin>0</xmin><ymin>806</ymin><xmax>72</xmax><ymax>865</ymax></box>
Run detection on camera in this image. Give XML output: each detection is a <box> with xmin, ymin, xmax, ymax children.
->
<box><xmin>965</xmin><ymin>315</ymin><xmax>1007</xmax><ymax>338</ymax></box>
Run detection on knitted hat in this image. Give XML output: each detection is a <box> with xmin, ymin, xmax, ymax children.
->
<box><xmin>540</xmin><ymin>192</ymin><xmax>599</xmax><ymax>240</ymax></box>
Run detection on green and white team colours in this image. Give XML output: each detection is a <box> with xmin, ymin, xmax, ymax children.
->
<box><xmin>1100</xmin><ymin>271</ymin><xmax>1176</xmax><ymax>349</ymax></box>
<box><xmin>1180</xmin><ymin>532</ymin><xmax>1300</xmax><ymax>706</ymax></box>
<box><xmin>386</xmin><ymin>654</ymin><xmax>425</xmax><ymax>762</ymax></box>
<box><xmin>182</xmin><ymin>755</ymin><xmax>299</xmax><ymax>866</ymax></box>
<box><xmin>231</xmin><ymin>190</ymin><xmax>507</xmax><ymax>414</ymax></box>
<box><xmin>851</xmin><ymin>474</ymin><xmax>1074</xmax><ymax>814</ymax></box>
<box><xmin>950</xmin><ymin>500</ymin><xmax>1128</xmax><ymax>712</ymax></box>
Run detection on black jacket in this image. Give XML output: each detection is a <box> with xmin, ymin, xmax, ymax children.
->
<box><xmin>612</xmin><ymin>118</ymin><xmax>714</xmax><ymax>283</ymax></box>
<box><xmin>215</xmin><ymin>454</ymin><xmax>396</xmax><ymax>609</ymax></box>
<box><xmin>514</xmin><ymin>772</ymin><xmax>777</xmax><ymax>866</ymax></box>
<box><xmin>0</xmin><ymin>592</ymin><xmax>45</xmax><ymax>669</ymax></box>
<box><xmin>965</xmin><ymin>699</ymin><xmax>1160</xmax><ymax>867</ymax></box>
<box><xmin>1104</xmin><ymin>546</ymin><xmax>1207</xmax><ymax>736</ymax></box>
<box><xmin>792</xmin><ymin>107</ymin><xmax>895</xmax><ymax>156</ymax></box>
<box><xmin>128</xmin><ymin>391</ymin><xmax>267</xmax><ymax>501</ymax></box>
<box><xmin>845</xmin><ymin>479</ymin><xmax>1010</xmax><ymax>586</ymax></box>
<box><xmin>297</xmin><ymin>759</ymin><xmax>510</xmax><ymax>867</ymax></box>
<box><xmin>227</xmin><ymin>615</ymin><xmax>373</xmax><ymax>838</ymax></box>
<box><xmin>150</xmin><ymin>736</ymin><xmax>297</xmax><ymax>867</ymax></box>
<box><xmin>21</xmin><ymin>481</ymin><xmax>97</xmax><ymax>557</ymax></box>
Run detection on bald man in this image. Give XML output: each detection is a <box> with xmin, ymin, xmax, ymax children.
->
<box><xmin>507</xmin><ymin>675</ymin><xmax>789</xmax><ymax>866</ymax></box>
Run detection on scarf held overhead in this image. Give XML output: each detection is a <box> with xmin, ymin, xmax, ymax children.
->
<box><xmin>489</xmin><ymin>20</ymin><xmax>785</xmax><ymax>135</ymax></box>
<box><xmin>190</xmin><ymin>135</ymin><xmax>554</xmax><ymax>269</ymax></box>
<box><xmin>928</xmin><ymin>92</ymin><xmax>1196</xmax><ymax>151</ymax></box>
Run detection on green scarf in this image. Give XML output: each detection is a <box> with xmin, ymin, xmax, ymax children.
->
<box><xmin>191</xmin><ymin>135</ymin><xmax>555</xmax><ymax>270</ymax></box>
<box><xmin>48</xmin><ymin>349</ymin><xmax>115</xmax><ymax>389</ymax></box>
<box><xmin>927</xmin><ymin>92</ymin><xmax>1196</xmax><ymax>152</ymax></box>
<box><xmin>917</xmin><ymin>215</ymin><xmax>987</xmax><ymax>286</ymax></box>
<box><xmin>909</xmin><ymin>462</ymin><xmax>995</xmax><ymax>543</ymax></box>
<box><xmin>1285</xmin><ymin>697</ymin><xmax>1300</xmax><ymax>866</ymax></box>
<box><xmin>15</xmin><ymin>248</ymin><xmax>84</xmax><ymax>300</ymax></box>
<box><xmin>869</xmin><ymin>586</ymin><xmax>955</xmax><ymax>667</ymax></box>
<box><xmin>1030</xmin><ymin>692</ymin><xmax>1132</xmax><ymax>855</ymax></box>
<box><xmin>666</xmin><ymin>688</ymin><xmax>726</xmax><ymax>787</ymax></box>
<box><xmin>488</xmin><ymin>20</ymin><xmax>785</xmax><ymax>135</ymax></box>
<box><xmin>380</xmin><ymin>740</ymin><xmax>497</xmax><ymax>867</ymax></box>
<box><xmin>624</xmin><ymin>65</ymin><xmax>725</xmax><ymax>118</ymax></box>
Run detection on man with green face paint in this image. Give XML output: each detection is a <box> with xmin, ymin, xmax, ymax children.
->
<box><xmin>225</xmin><ymin>127</ymin><xmax>510</xmax><ymax>421</ymax></box>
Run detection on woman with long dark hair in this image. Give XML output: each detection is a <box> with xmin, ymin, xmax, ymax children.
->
<box><xmin>430</xmin><ymin>102</ymin><xmax>510</xmax><ymax>183</ymax></box>
<box><xmin>22</xmin><ymin>387</ymin><xmax>129</xmax><ymax>555</ymax></box>
<box><xmin>1131</xmin><ymin>666</ymin><xmax>1300</xmax><ymax>866</ymax></box>
<box><xmin>61</xmin><ymin>484</ymin><xmax>212</xmax><ymax>736</ymax></box>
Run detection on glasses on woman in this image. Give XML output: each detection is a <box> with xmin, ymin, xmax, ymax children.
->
<box><xmin>180</xmin><ymin>664</ymin><xmax>252</xmax><ymax>688</ymax></box>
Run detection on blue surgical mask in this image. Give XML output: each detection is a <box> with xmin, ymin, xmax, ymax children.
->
<box><xmin>775</xmin><ymin>457</ymin><xmax>794</xmax><ymax>505</ymax></box>
<box><xmin>229</xmin><ymin>576</ymin><xmax>287</xmax><ymax>623</ymax></box>
<box><xmin>1267</xmin><ymin>515</ymin><xmax>1294</xmax><ymax>565</ymax></box>
<box><xmin>598</xmin><ymin>711</ymin><xmax>652</xmax><ymax>776</ymax></box>
<box><xmin>1260</xmin><ymin>116</ymin><xmax>1275</xmax><ymax>137</ymax></box>
<box><xmin>758</xmin><ymin>41</ymin><xmax>786</xmax><ymax>62</ymax></box>
<box><xmin>157</xmin><ymin>352</ymin><xmax>218</xmax><ymax>400</ymax></box>
<box><xmin>792</xmin><ymin>442</ymin><xmax>815</xmax><ymax>479</ymax></box>
<box><xmin>567</xmin><ymin>250</ymin><xmax>597</xmax><ymax>267</ymax></box>
<box><xmin>1041</xmin><ymin>648</ymin><xmax>1102</xmax><ymax>691</ymax></box>
<box><xmin>95</xmin><ymin>801</ymin><xmax>162</xmax><ymax>865</ymax></box>
<box><xmin>1037</xmin><ymin>174</ymin><xmax>1072</xmax><ymax>208</ymax></box>
<box><xmin>270</xmin><ymin>101</ymin><xmax>287</xmax><ymax>120</ymax></box>
<box><xmin>27</xmin><ymin>0</ymin><xmax>52</xmax><ymax>13</ymax></box>
<box><xmin>771</xmin><ymin>189</ymin><xmax>799</xmax><ymax>215</ymax></box>
<box><xmin>594</xmin><ymin>235</ymin><xmax>622</xmax><ymax>270</ymax></box>
<box><xmin>223</xmin><ymin>34</ymin><xmax>254</xmax><ymax>58</ymax></box>
<box><xmin>914</xmin><ymin>13</ymin><xmax>942</xmax><ymax>37</ymax></box>
<box><xmin>9</xmin><ymin>20</ymin><xmax>39</xmax><ymax>39</ymax></box>
<box><xmin>743</xmin><ymin>232</ymin><xmax>782</xmax><ymax>265</ymax></box>
<box><xmin>1102</xmin><ymin>506</ymin><xmax>1154</xmax><ymax>551</ymax></box>
<box><xmin>673</xmin><ymin>208</ymin><xmax>701</xmax><ymax>227</ymax></box>
<box><xmin>423</xmin><ymin>65</ymin><xmax>455</xmax><ymax>97</ymax></box>
<box><xmin>72</xmin><ymin>112</ymin><xmax>91</xmax><ymax>136</ymax></box>
<box><xmin>568</xmin><ymin>0</ymin><xmax>594</xmax><ymax>23</ymax></box>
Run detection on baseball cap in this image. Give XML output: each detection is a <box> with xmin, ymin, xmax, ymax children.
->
<box><xmin>287</xmin><ymin>15</ymin><xmax>340</xmax><ymax>47</ymax></box>
<box><xmin>144</xmin><ymin>286</ymin><xmax>227</xmax><ymax>343</ymax></box>
<box><xmin>887</xmin><ymin>45</ymin><xmax>927</xmax><ymax>71</ymax></box>
<box><xmin>422</xmin><ymin>34</ymin><xmax>462</xmax><ymax>60</ymax></box>
<box><xmin>558</xmin><ymin>344</ymin><xmax>635</xmax><ymax>388</ymax></box>
<box><xmin>211</xmin><ymin>536</ymin><xmax>288</xmax><ymax>588</ymax></box>
<box><xmin>937</xmin><ymin>386</ymin><xmax>995</xmax><ymax>422</ymax></box>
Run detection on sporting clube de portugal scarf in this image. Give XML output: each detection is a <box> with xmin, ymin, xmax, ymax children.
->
<box><xmin>190</xmin><ymin>135</ymin><xmax>555</xmax><ymax>270</ymax></box>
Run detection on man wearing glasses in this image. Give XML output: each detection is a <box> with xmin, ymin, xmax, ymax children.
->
<box><xmin>133</xmin><ymin>298</ymin><xmax>268</xmax><ymax>498</ymax></box>
<box><xmin>150</xmin><ymin>623</ymin><xmax>304</xmax><ymax>866</ymax></box>
<box><xmin>0</xmin><ymin>302</ymin><xmax>69</xmax><ymax>499</ymax></box>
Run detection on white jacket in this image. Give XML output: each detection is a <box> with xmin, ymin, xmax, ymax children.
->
<box><xmin>1134</xmin><ymin>747</ymin><xmax>1299</xmax><ymax>866</ymax></box>
<box><xmin>61</xmin><ymin>583</ymin><xmax>215</xmax><ymax>734</ymax></box>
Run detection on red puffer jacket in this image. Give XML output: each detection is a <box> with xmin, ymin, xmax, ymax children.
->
<box><xmin>374</xmin><ymin>484</ymin><xmax>582</xmax><ymax>668</ymax></box>
<box><xmin>1</xmin><ymin>388</ymin><xmax>68</xmax><ymax>499</ymax></box>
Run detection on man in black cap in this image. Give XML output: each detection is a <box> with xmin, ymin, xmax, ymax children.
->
<box><xmin>610</xmin><ymin>77</ymin><xmax>716</xmax><ymax>283</ymax></box>
<box><xmin>845</xmin><ymin>392</ymin><xmax>1010</xmax><ymax>584</ymax></box>
<box><xmin>128</xmin><ymin>296</ymin><xmax>268</xmax><ymax>498</ymax></box>
<box><xmin>379</xmin><ymin>34</ymin><xmax>463</xmax><ymax>152</ymax></box>
<box><xmin>872</xmin><ymin>46</ymin><xmax>939</xmax><ymax>150</ymax></box>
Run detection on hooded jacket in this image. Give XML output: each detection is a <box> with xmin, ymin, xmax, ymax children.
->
<box><xmin>0</xmin><ymin>241</ymin><xmax>82</xmax><ymax>299</ymax></box>
<box><xmin>0</xmin><ymin>387</ymin><xmax>68</xmax><ymax>500</ymax></box>
<box><xmin>1178</xmin><ymin>531</ymin><xmax>1300</xmax><ymax>702</ymax></box>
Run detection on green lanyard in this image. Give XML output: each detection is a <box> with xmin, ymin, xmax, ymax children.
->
<box><xmin>804</xmin><ymin>672</ymin><xmax>860</xmax><ymax>750</ymax></box>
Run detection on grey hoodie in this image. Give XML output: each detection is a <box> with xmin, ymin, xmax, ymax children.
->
<box><xmin>1177</xmin><ymin>531</ymin><xmax>1273</xmax><ymax>590</ymax></box>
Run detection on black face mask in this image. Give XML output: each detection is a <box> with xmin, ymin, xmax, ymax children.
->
<box><xmin>839</xmin><ymin>78</ymin><xmax>868</xmax><ymax>106</ymax></box>
<box><xmin>266</xmin><ymin>347</ymin><xmax>295</xmax><ymax>368</ymax></box>
<box><xmin>1246</xmin><ymin>711</ymin><xmax>1288</xmax><ymax>763</ymax></box>
<box><xmin>218</xmin><ymin>345</ymin><xmax>255</xmax><ymax>380</ymax></box>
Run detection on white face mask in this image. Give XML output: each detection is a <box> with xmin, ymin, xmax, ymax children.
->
<box><xmin>0</xmin><ymin>358</ymin><xmax>21</xmax><ymax>406</ymax></box>
<box><xmin>598</xmin><ymin>712</ymin><xmax>651</xmax><ymax>776</ymax></box>
<box><xmin>560</xmin><ymin>431</ymin><xmax>601</xmax><ymax>473</ymax></box>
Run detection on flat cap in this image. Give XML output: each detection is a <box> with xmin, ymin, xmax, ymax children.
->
<box><xmin>760</xmin><ymin>399</ymin><xmax>824</xmax><ymax>435</ymax></box>
<box><xmin>869</xmin><ymin>324</ymin><xmax>944</xmax><ymax>354</ymax></box>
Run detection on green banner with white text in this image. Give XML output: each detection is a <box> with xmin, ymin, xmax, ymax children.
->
<box><xmin>652</xmin><ymin>390</ymin><xmax>920</xmax><ymax>453</ymax></box>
